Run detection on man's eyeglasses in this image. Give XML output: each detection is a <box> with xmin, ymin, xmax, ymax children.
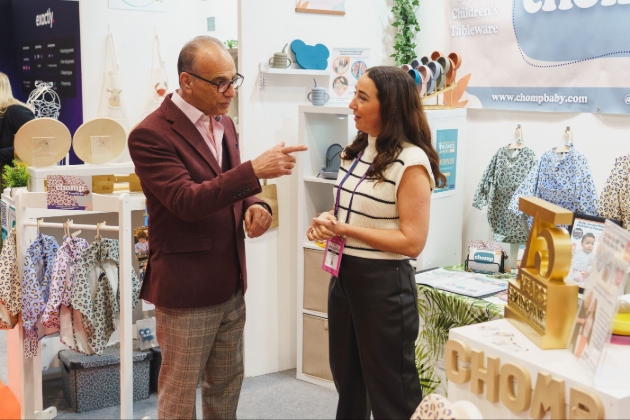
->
<box><xmin>187</xmin><ymin>72</ymin><xmax>244</xmax><ymax>93</ymax></box>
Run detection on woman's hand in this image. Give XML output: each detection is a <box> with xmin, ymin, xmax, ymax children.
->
<box><xmin>306</xmin><ymin>212</ymin><xmax>339</xmax><ymax>242</ymax></box>
<box><xmin>313</xmin><ymin>213</ymin><xmax>348</xmax><ymax>237</ymax></box>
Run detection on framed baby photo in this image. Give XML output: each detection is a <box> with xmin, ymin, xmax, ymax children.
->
<box><xmin>568</xmin><ymin>213</ymin><xmax>621</xmax><ymax>291</ymax></box>
<box><xmin>134</xmin><ymin>226</ymin><xmax>149</xmax><ymax>267</ymax></box>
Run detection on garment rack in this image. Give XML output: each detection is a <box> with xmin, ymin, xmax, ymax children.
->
<box><xmin>5</xmin><ymin>189</ymin><xmax>145</xmax><ymax>419</ymax></box>
<box><xmin>23</xmin><ymin>220</ymin><xmax>120</xmax><ymax>232</ymax></box>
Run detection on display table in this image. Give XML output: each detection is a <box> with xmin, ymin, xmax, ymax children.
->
<box><xmin>416</xmin><ymin>284</ymin><xmax>504</xmax><ymax>395</ymax></box>
<box><xmin>448</xmin><ymin>319</ymin><xmax>630</xmax><ymax>419</ymax></box>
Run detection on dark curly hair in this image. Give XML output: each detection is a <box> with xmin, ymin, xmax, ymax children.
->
<box><xmin>342</xmin><ymin>66</ymin><xmax>447</xmax><ymax>189</ymax></box>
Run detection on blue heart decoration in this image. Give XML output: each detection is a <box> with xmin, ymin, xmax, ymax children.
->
<box><xmin>291</xmin><ymin>40</ymin><xmax>330</xmax><ymax>70</ymax></box>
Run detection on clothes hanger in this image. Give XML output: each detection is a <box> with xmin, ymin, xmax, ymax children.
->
<box><xmin>36</xmin><ymin>218</ymin><xmax>43</xmax><ymax>235</ymax></box>
<box><xmin>64</xmin><ymin>219</ymin><xmax>81</xmax><ymax>238</ymax></box>
<box><xmin>507</xmin><ymin>124</ymin><xmax>524</xmax><ymax>150</ymax></box>
<box><xmin>96</xmin><ymin>221</ymin><xmax>106</xmax><ymax>240</ymax></box>
<box><xmin>556</xmin><ymin>126</ymin><xmax>573</xmax><ymax>153</ymax></box>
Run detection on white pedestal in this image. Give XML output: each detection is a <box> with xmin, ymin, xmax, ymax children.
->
<box><xmin>448</xmin><ymin>319</ymin><xmax>630</xmax><ymax>419</ymax></box>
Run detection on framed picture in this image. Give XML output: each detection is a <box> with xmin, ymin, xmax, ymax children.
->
<box><xmin>296</xmin><ymin>0</ymin><xmax>345</xmax><ymax>15</ymax></box>
<box><xmin>568</xmin><ymin>213</ymin><xmax>622</xmax><ymax>291</ymax></box>
<box><xmin>134</xmin><ymin>226</ymin><xmax>149</xmax><ymax>268</ymax></box>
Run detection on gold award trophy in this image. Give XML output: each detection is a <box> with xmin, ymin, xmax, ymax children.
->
<box><xmin>505</xmin><ymin>197</ymin><xmax>578</xmax><ymax>349</ymax></box>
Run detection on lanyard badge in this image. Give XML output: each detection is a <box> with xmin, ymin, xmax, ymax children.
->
<box><xmin>321</xmin><ymin>151</ymin><xmax>371</xmax><ymax>277</ymax></box>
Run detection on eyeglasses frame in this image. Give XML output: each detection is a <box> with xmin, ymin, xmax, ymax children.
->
<box><xmin>186</xmin><ymin>71</ymin><xmax>244</xmax><ymax>93</ymax></box>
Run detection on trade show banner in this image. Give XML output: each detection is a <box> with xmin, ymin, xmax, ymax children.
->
<box><xmin>446</xmin><ymin>0</ymin><xmax>630</xmax><ymax>114</ymax></box>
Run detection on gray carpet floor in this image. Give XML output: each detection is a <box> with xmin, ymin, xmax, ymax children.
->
<box><xmin>1</xmin><ymin>330</ymin><xmax>338</xmax><ymax>419</ymax></box>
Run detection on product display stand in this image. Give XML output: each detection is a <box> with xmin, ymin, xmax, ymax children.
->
<box><xmin>296</xmin><ymin>105</ymin><xmax>467</xmax><ymax>389</ymax></box>
<box><xmin>5</xmin><ymin>189</ymin><xmax>145</xmax><ymax>419</ymax></box>
<box><xmin>422</xmin><ymin>82</ymin><xmax>457</xmax><ymax>110</ymax></box>
<box><xmin>27</xmin><ymin>162</ymin><xmax>136</xmax><ymax>192</ymax></box>
<box><xmin>448</xmin><ymin>319</ymin><xmax>630</xmax><ymax>419</ymax></box>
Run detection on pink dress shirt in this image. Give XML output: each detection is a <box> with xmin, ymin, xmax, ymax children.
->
<box><xmin>171</xmin><ymin>91</ymin><xmax>225</xmax><ymax>166</ymax></box>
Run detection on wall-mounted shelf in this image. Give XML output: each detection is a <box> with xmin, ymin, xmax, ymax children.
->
<box><xmin>303</xmin><ymin>241</ymin><xmax>325</xmax><ymax>251</ymax></box>
<box><xmin>259</xmin><ymin>61</ymin><xmax>329</xmax><ymax>76</ymax></box>
<box><xmin>299</xmin><ymin>105</ymin><xmax>352</xmax><ymax>115</ymax></box>
<box><xmin>304</xmin><ymin>175</ymin><xmax>336</xmax><ymax>185</ymax></box>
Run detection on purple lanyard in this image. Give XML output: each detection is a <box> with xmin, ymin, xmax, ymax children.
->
<box><xmin>334</xmin><ymin>150</ymin><xmax>372</xmax><ymax>224</ymax></box>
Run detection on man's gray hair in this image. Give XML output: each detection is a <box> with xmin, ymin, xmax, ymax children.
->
<box><xmin>177</xmin><ymin>36</ymin><xmax>227</xmax><ymax>75</ymax></box>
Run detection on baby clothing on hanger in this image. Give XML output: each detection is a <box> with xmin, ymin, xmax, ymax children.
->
<box><xmin>71</xmin><ymin>238</ymin><xmax>141</xmax><ymax>355</ymax></box>
<box><xmin>598</xmin><ymin>154</ymin><xmax>630</xmax><ymax>230</ymax></box>
<box><xmin>472</xmin><ymin>146</ymin><xmax>537</xmax><ymax>243</ymax></box>
<box><xmin>509</xmin><ymin>146</ymin><xmax>598</xmax><ymax>218</ymax></box>
<box><xmin>41</xmin><ymin>236</ymin><xmax>90</xmax><ymax>351</ymax></box>
<box><xmin>22</xmin><ymin>233</ymin><xmax>59</xmax><ymax>358</ymax></box>
<box><xmin>0</xmin><ymin>230</ymin><xmax>20</xmax><ymax>329</ymax></box>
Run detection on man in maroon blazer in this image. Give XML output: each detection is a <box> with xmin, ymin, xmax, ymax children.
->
<box><xmin>128</xmin><ymin>36</ymin><xmax>306</xmax><ymax>419</ymax></box>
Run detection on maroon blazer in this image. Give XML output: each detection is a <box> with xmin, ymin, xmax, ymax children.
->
<box><xmin>128</xmin><ymin>95</ymin><xmax>265</xmax><ymax>308</ymax></box>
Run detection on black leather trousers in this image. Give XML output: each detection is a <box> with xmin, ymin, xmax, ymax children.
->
<box><xmin>328</xmin><ymin>254</ymin><xmax>422</xmax><ymax>420</ymax></box>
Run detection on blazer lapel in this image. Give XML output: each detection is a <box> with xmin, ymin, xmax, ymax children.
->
<box><xmin>220</xmin><ymin>116</ymin><xmax>247</xmax><ymax>229</ymax></box>
<box><xmin>221</xmin><ymin>117</ymin><xmax>241</xmax><ymax>170</ymax></box>
<box><xmin>162</xmin><ymin>95</ymin><xmax>222</xmax><ymax>176</ymax></box>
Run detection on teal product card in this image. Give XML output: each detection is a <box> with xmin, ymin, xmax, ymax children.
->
<box><xmin>435</xmin><ymin>129</ymin><xmax>458</xmax><ymax>194</ymax></box>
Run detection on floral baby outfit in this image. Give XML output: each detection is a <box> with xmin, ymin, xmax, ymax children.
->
<box><xmin>41</xmin><ymin>236</ymin><xmax>90</xmax><ymax>350</ymax></box>
<box><xmin>22</xmin><ymin>233</ymin><xmax>59</xmax><ymax>357</ymax></box>
<box><xmin>71</xmin><ymin>238</ymin><xmax>141</xmax><ymax>355</ymax></box>
<box><xmin>598</xmin><ymin>155</ymin><xmax>630</xmax><ymax>230</ymax></box>
<box><xmin>473</xmin><ymin>146</ymin><xmax>537</xmax><ymax>243</ymax></box>
<box><xmin>509</xmin><ymin>146</ymin><xmax>598</xmax><ymax>219</ymax></box>
<box><xmin>0</xmin><ymin>229</ymin><xmax>20</xmax><ymax>329</ymax></box>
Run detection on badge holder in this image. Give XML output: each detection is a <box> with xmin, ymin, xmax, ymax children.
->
<box><xmin>318</xmin><ymin>150</ymin><xmax>371</xmax><ymax>277</ymax></box>
<box><xmin>322</xmin><ymin>235</ymin><xmax>345</xmax><ymax>277</ymax></box>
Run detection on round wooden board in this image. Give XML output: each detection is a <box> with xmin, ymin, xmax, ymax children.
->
<box><xmin>73</xmin><ymin>118</ymin><xmax>127</xmax><ymax>164</ymax></box>
<box><xmin>14</xmin><ymin>118</ymin><xmax>72</xmax><ymax>166</ymax></box>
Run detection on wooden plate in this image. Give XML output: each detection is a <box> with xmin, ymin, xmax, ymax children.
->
<box><xmin>73</xmin><ymin>118</ymin><xmax>126</xmax><ymax>164</ymax></box>
<box><xmin>14</xmin><ymin>118</ymin><xmax>72</xmax><ymax>166</ymax></box>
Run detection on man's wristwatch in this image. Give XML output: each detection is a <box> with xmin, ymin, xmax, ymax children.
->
<box><xmin>255</xmin><ymin>202</ymin><xmax>273</xmax><ymax>216</ymax></box>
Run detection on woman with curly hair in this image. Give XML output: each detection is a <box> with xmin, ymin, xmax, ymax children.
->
<box><xmin>307</xmin><ymin>66</ymin><xmax>446</xmax><ymax>419</ymax></box>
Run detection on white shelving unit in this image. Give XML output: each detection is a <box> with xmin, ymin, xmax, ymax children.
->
<box><xmin>259</xmin><ymin>61</ymin><xmax>329</xmax><ymax>76</ymax></box>
<box><xmin>295</xmin><ymin>105</ymin><xmax>467</xmax><ymax>389</ymax></box>
<box><xmin>4</xmin><ymin>189</ymin><xmax>145</xmax><ymax>419</ymax></box>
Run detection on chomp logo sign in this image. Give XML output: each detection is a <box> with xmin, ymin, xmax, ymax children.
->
<box><xmin>513</xmin><ymin>0</ymin><xmax>630</xmax><ymax>63</ymax></box>
<box><xmin>36</xmin><ymin>8</ymin><xmax>54</xmax><ymax>28</ymax></box>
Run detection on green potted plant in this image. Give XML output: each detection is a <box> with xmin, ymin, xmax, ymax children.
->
<box><xmin>391</xmin><ymin>0</ymin><xmax>421</xmax><ymax>66</ymax></box>
<box><xmin>3</xmin><ymin>159</ymin><xmax>30</xmax><ymax>196</ymax></box>
<box><xmin>224</xmin><ymin>40</ymin><xmax>238</xmax><ymax>49</ymax></box>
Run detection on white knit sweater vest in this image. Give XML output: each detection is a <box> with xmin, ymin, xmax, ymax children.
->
<box><xmin>333</xmin><ymin>135</ymin><xmax>435</xmax><ymax>260</ymax></box>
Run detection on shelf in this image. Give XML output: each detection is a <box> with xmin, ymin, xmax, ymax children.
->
<box><xmin>10</xmin><ymin>191</ymin><xmax>146</xmax><ymax>215</ymax></box>
<box><xmin>299</xmin><ymin>105</ymin><xmax>353</xmax><ymax>115</ymax></box>
<box><xmin>303</xmin><ymin>241</ymin><xmax>325</xmax><ymax>251</ymax></box>
<box><xmin>259</xmin><ymin>61</ymin><xmax>329</xmax><ymax>76</ymax></box>
<box><xmin>303</xmin><ymin>309</ymin><xmax>328</xmax><ymax>319</ymax></box>
<box><xmin>304</xmin><ymin>176</ymin><xmax>336</xmax><ymax>185</ymax></box>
